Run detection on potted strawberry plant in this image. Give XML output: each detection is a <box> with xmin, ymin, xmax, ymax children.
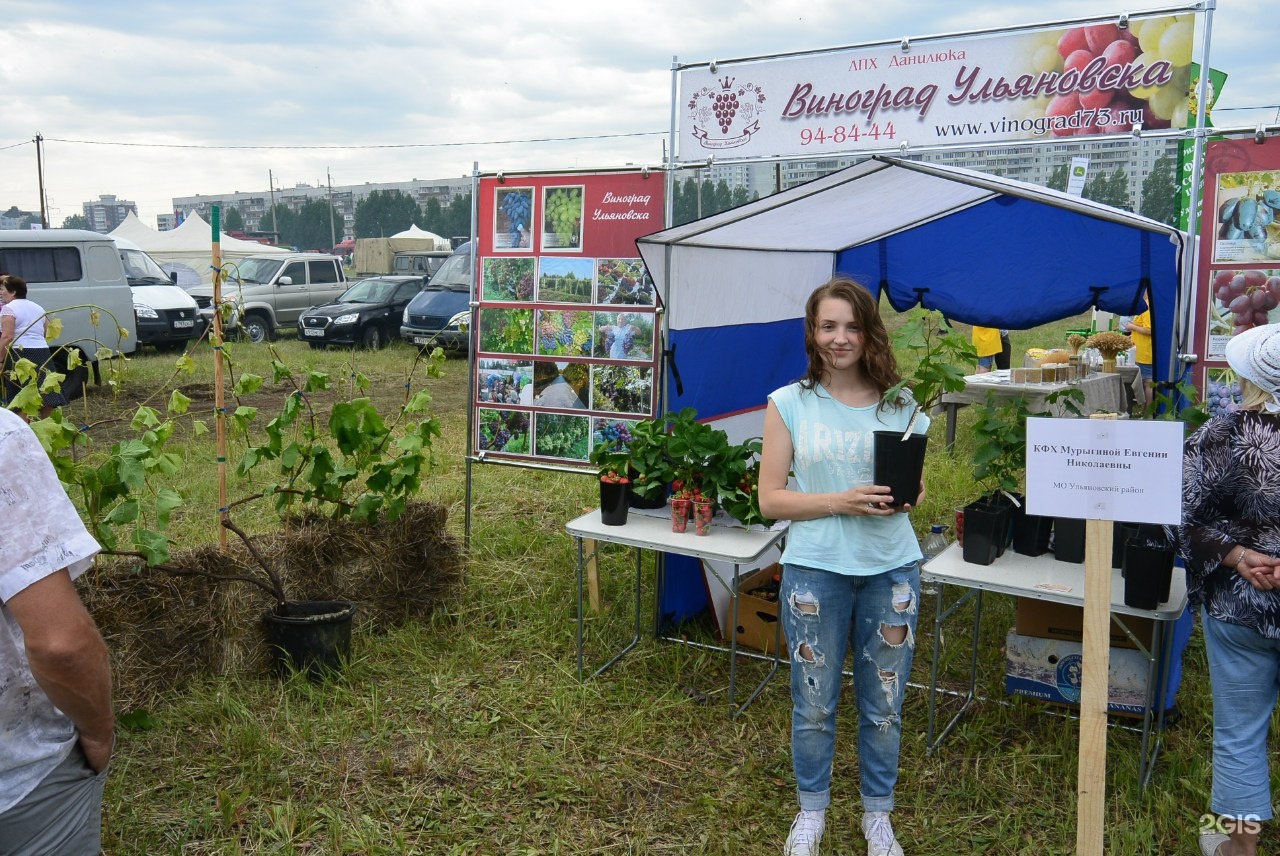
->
<box><xmin>597</xmin><ymin>469</ymin><xmax>631</xmax><ymax>526</ymax></box>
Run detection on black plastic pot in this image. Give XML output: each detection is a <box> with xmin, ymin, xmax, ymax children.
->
<box><xmin>984</xmin><ymin>493</ymin><xmax>1020</xmax><ymax>558</ymax></box>
<box><xmin>1112</xmin><ymin>522</ymin><xmax>1140</xmax><ymax>569</ymax></box>
<box><xmin>873</xmin><ymin>430</ymin><xmax>928</xmax><ymax>507</ymax></box>
<box><xmin>263</xmin><ymin>599</ymin><xmax>356</xmax><ymax>680</ymax></box>
<box><xmin>1126</xmin><ymin>527</ymin><xmax>1172</xmax><ymax>606</ymax></box>
<box><xmin>1053</xmin><ymin>517</ymin><xmax>1087</xmax><ymax>563</ymax></box>
<box><xmin>1011</xmin><ymin>507</ymin><xmax>1053</xmax><ymax>557</ymax></box>
<box><xmin>600</xmin><ymin>479</ymin><xmax>630</xmax><ymax>526</ymax></box>
<box><xmin>962</xmin><ymin>501</ymin><xmax>1005</xmax><ymax>566</ymax></box>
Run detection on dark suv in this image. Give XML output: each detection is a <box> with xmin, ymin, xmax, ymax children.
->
<box><xmin>400</xmin><ymin>242</ymin><xmax>472</xmax><ymax>352</ymax></box>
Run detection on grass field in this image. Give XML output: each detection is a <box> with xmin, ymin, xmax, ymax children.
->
<box><xmin>60</xmin><ymin>318</ymin><xmax>1222</xmax><ymax>855</ymax></box>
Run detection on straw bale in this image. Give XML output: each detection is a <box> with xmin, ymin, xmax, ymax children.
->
<box><xmin>79</xmin><ymin>501</ymin><xmax>464</xmax><ymax>709</ymax></box>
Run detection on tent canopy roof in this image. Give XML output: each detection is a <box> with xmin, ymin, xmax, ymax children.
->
<box><xmin>638</xmin><ymin>155</ymin><xmax>1185</xmax><ymax>331</ymax></box>
<box><xmin>637</xmin><ymin>156</ymin><xmax>1187</xmax><ymax>419</ymax></box>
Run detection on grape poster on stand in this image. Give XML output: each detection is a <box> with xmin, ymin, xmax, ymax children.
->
<box><xmin>1194</xmin><ymin>135</ymin><xmax>1280</xmax><ymax>413</ymax></box>
<box><xmin>472</xmin><ymin>170</ymin><xmax>665</xmax><ymax>467</ymax></box>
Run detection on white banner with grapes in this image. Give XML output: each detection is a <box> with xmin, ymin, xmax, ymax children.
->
<box><xmin>676</xmin><ymin>11</ymin><xmax>1195</xmax><ymax>162</ymax></box>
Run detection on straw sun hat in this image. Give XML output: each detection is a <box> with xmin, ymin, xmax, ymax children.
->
<box><xmin>1225</xmin><ymin>322</ymin><xmax>1280</xmax><ymax>412</ymax></box>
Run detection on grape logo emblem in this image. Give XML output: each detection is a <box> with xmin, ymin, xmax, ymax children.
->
<box><xmin>687</xmin><ymin>76</ymin><xmax>767</xmax><ymax>151</ymax></box>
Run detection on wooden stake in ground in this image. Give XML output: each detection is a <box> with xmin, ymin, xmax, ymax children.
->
<box><xmin>1077</xmin><ymin>412</ymin><xmax>1118</xmax><ymax>856</ymax></box>
<box><xmin>211</xmin><ymin>206</ymin><xmax>227</xmax><ymax>551</ymax></box>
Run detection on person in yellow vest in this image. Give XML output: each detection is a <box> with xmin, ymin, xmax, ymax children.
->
<box><xmin>972</xmin><ymin>326</ymin><xmax>1003</xmax><ymax>374</ymax></box>
<box><xmin>1123</xmin><ymin>306</ymin><xmax>1153</xmax><ymax>405</ymax></box>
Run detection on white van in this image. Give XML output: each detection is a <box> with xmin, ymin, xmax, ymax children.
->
<box><xmin>0</xmin><ymin>229</ymin><xmax>137</xmax><ymax>398</ymax></box>
<box><xmin>188</xmin><ymin>252</ymin><xmax>347</xmax><ymax>343</ymax></box>
<box><xmin>113</xmin><ymin>235</ymin><xmax>208</xmax><ymax>350</ymax></box>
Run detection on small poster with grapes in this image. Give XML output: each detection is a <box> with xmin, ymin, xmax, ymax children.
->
<box><xmin>493</xmin><ymin>187</ymin><xmax>534</xmax><ymax>251</ymax></box>
<box><xmin>542</xmin><ymin>186</ymin><xmax>585</xmax><ymax>252</ymax></box>
<box><xmin>593</xmin><ymin>311</ymin><xmax>654</xmax><ymax>361</ymax></box>
<box><xmin>596</xmin><ymin>258</ymin><xmax>655</xmax><ymax>305</ymax></box>
<box><xmin>482</xmin><ymin>257</ymin><xmax>535</xmax><ymax>301</ymax></box>
<box><xmin>1211</xmin><ymin>171</ymin><xmax>1280</xmax><ymax>264</ymax></box>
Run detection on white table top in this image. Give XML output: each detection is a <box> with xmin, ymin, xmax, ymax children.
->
<box><xmin>922</xmin><ymin>542</ymin><xmax>1186</xmax><ymax>620</ymax></box>
<box><xmin>566</xmin><ymin>509</ymin><xmax>786</xmax><ymax>565</ymax></box>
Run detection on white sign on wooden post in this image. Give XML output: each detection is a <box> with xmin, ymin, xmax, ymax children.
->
<box><xmin>1025</xmin><ymin>416</ymin><xmax>1183</xmax><ymax>855</ymax></box>
<box><xmin>1025</xmin><ymin>417</ymin><xmax>1184</xmax><ymax>525</ymax></box>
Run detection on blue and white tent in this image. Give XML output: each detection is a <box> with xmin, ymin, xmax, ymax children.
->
<box><xmin>637</xmin><ymin>155</ymin><xmax>1190</xmax><ymax>628</ymax></box>
<box><xmin>638</xmin><ymin>155</ymin><xmax>1189</xmax><ymax>431</ymax></box>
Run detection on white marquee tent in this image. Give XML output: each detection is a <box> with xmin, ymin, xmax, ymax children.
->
<box><xmin>110</xmin><ymin>212</ymin><xmax>287</xmax><ymax>288</ymax></box>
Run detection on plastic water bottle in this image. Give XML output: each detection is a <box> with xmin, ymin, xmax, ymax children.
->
<box><xmin>922</xmin><ymin>524</ymin><xmax>949</xmax><ymax>562</ymax></box>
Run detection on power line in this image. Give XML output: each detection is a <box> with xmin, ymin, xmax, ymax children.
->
<box><xmin>42</xmin><ymin>130</ymin><xmax>666</xmax><ymax>151</ymax></box>
<box><xmin>0</xmin><ymin>139</ymin><xmax>32</xmax><ymax>151</ymax></box>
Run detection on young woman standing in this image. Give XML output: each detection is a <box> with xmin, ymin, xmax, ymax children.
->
<box><xmin>758</xmin><ymin>276</ymin><xmax>926</xmax><ymax>856</ymax></box>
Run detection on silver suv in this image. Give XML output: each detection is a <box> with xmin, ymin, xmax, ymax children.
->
<box><xmin>189</xmin><ymin>252</ymin><xmax>346</xmax><ymax>343</ymax></box>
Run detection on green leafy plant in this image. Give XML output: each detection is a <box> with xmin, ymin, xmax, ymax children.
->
<box><xmin>1145</xmin><ymin>376</ymin><xmax>1210</xmax><ymax>433</ymax></box>
<box><xmin>970</xmin><ymin>386</ymin><xmax>1085</xmax><ymax>501</ymax></box>
<box><xmin>882</xmin><ymin>310</ymin><xmax>976</xmax><ymax>434</ymax></box>
<box><xmin>30</xmin><ymin>340</ymin><xmax>448</xmax><ymax>608</ymax></box>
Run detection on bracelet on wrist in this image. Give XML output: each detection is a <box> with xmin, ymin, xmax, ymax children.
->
<box><xmin>826</xmin><ymin>497</ymin><xmax>835</xmax><ymax>517</ymax></box>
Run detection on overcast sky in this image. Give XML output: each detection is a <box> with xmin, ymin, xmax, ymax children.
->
<box><xmin>1</xmin><ymin>0</ymin><xmax>1274</xmax><ymax>227</ymax></box>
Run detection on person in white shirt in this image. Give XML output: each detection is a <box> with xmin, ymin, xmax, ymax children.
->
<box><xmin>0</xmin><ymin>274</ymin><xmax>69</xmax><ymax>414</ymax></box>
<box><xmin>0</xmin><ymin>406</ymin><xmax>113</xmax><ymax>853</ymax></box>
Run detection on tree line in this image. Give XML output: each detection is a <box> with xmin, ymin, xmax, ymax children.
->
<box><xmin>1044</xmin><ymin>153</ymin><xmax>1179</xmax><ymax>226</ymax></box>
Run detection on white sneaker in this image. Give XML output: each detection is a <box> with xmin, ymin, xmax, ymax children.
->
<box><xmin>862</xmin><ymin>811</ymin><xmax>904</xmax><ymax>856</ymax></box>
<box><xmin>784</xmin><ymin>809</ymin><xmax>825</xmax><ymax>856</ymax></box>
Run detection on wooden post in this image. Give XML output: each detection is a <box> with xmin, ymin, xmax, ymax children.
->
<box><xmin>585</xmin><ymin>538</ymin><xmax>601</xmax><ymax>613</ymax></box>
<box><xmin>211</xmin><ymin>207</ymin><xmax>227</xmax><ymax>550</ymax></box>
<box><xmin>1077</xmin><ymin>413</ymin><xmax>1118</xmax><ymax>855</ymax></box>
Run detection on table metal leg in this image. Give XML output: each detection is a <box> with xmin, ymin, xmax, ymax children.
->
<box><xmin>1137</xmin><ymin>616</ymin><xmax>1173</xmax><ymax>789</ymax></box>
<box><xmin>944</xmin><ymin>404</ymin><xmax>959</xmax><ymax>450</ymax></box>
<box><xmin>926</xmin><ymin>584</ymin><xmax>983</xmax><ymax>754</ymax></box>
<box><xmin>576</xmin><ymin>538</ymin><xmax>645</xmax><ymax>682</ymax></box>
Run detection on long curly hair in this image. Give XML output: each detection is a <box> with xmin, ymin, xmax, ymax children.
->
<box><xmin>799</xmin><ymin>276</ymin><xmax>900</xmax><ymax>399</ymax></box>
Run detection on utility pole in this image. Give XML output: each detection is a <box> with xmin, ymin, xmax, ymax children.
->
<box><xmin>35</xmin><ymin>133</ymin><xmax>48</xmax><ymax>228</ymax></box>
<box><xmin>326</xmin><ymin>168</ymin><xmax>337</xmax><ymax>250</ymax></box>
<box><xmin>268</xmin><ymin>169</ymin><xmax>279</xmax><ymax>240</ymax></box>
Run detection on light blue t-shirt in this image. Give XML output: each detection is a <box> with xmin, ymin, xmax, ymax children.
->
<box><xmin>770</xmin><ymin>382</ymin><xmax>928</xmax><ymax>576</ymax></box>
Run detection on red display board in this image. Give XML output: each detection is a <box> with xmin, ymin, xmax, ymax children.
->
<box><xmin>471</xmin><ymin>170</ymin><xmax>665</xmax><ymax>466</ymax></box>
<box><xmin>1193</xmin><ymin>136</ymin><xmax>1280</xmax><ymax>414</ymax></box>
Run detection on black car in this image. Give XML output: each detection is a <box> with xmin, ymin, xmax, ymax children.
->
<box><xmin>400</xmin><ymin>242</ymin><xmax>472</xmax><ymax>352</ymax></box>
<box><xmin>298</xmin><ymin>275</ymin><xmax>425</xmax><ymax>348</ymax></box>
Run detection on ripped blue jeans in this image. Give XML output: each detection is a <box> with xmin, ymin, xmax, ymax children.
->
<box><xmin>780</xmin><ymin>561</ymin><xmax>919</xmax><ymax>813</ymax></box>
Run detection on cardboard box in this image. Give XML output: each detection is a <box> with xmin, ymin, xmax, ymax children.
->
<box><xmin>734</xmin><ymin>563</ymin><xmax>787</xmax><ymax>656</ymax></box>
<box><xmin>1015</xmin><ymin>597</ymin><xmax>1152</xmax><ymax>650</ymax></box>
<box><xmin>1004</xmin><ymin>629</ymin><xmax>1152</xmax><ymax>716</ymax></box>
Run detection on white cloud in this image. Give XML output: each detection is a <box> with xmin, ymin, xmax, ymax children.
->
<box><xmin>0</xmin><ymin>0</ymin><xmax>1271</xmax><ymax>224</ymax></box>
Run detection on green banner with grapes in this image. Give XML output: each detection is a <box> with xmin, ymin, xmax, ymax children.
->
<box><xmin>1176</xmin><ymin>63</ymin><xmax>1229</xmax><ymax>233</ymax></box>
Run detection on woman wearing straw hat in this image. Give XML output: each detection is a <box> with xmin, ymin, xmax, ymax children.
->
<box><xmin>1182</xmin><ymin>323</ymin><xmax>1280</xmax><ymax>856</ymax></box>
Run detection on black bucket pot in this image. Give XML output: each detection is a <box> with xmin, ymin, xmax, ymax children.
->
<box><xmin>872</xmin><ymin>430</ymin><xmax>928</xmax><ymax>508</ymax></box>
<box><xmin>962</xmin><ymin>500</ymin><xmax>1008</xmax><ymax>566</ymax></box>
<box><xmin>1122</xmin><ymin>527</ymin><xmax>1177</xmax><ymax>609</ymax></box>
<box><xmin>599</xmin><ymin>479</ymin><xmax>631</xmax><ymax>526</ymax></box>
<box><xmin>1053</xmin><ymin>517</ymin><xmax>1087</xmax><ymax>563</ymax></box>
<box><xmin>263</xmin><ymin>599</ymin><xmax>356</xmax><ymax>680</ymax></box>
